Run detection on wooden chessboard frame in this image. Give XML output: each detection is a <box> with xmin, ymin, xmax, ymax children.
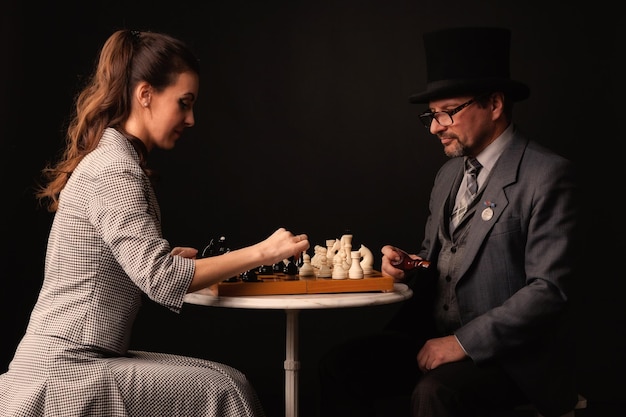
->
<box><xmin>213</xmin><ymin>271</ymin><xmax>394</xmax><ymax>296</ymax></box>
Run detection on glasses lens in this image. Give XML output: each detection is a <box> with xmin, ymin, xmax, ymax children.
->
<box><xmin>434</xmin><ymin>112</ymin><xmax>453</xmax><ymax>127</ymax></box>
<box><xmin>419</xmin><ymin>113</ymin><xmax>433</xmax><ymax>128</ymax></box>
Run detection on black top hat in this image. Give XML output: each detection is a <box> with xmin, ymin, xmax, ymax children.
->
<box><xmin>409</xmin><ymin>27</ymin><xmax>530</xmax><ymax>104</ymax></box>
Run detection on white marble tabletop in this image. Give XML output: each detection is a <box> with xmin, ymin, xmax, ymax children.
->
<box><xmin>183</xmin><ymin>283</ymin><xmax>412</xmax><ymax>310</ymax></box>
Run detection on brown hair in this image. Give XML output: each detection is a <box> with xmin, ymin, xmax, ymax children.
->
<box><xmin>36</xmin><ymin>29</ymin><xmax>200</xmax><ymax>212</ymax></box>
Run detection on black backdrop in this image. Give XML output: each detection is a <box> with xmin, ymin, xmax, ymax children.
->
<box><xmin>1</xmin><ymin>1</ymin><xmax>622</xmax><ymax>416</ymax></box>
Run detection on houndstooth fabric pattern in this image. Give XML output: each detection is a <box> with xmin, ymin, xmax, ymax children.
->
<box><xmin>0</xmin><ymin>128</ymin><xmax>265</xmax><ymax>417</ymax></box>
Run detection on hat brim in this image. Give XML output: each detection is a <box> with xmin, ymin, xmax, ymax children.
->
<box><xmin>409</xmin><ymin>78</ymin><xmax>530</xmax><ymax>103</ymax></box>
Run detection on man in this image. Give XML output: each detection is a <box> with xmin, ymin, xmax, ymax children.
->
<box><xmin>319</xmin><ymin>27</ymin><xmax>579</xmax><ymax>417</ymax></box>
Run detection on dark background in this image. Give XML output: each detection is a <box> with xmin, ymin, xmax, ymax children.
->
<box><xmin>1</xmin><ymin>1</ymin><xmax>622</xmax><ymax>416</ymax></box>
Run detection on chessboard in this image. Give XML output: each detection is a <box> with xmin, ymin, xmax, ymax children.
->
<box><xmin>202</xmin><ymin>272</ymin><xmax>394</xmax><ymax>296</ymax></box>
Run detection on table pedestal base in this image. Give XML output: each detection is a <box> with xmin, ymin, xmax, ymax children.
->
<box><xmin>284</xmin><ymin>309</ymin><xmax>300</xmax><ymax>417</ymax></box>
<box><xmin>183</xmin><ymin>284</ymin><xmax>412</xmax><ymax>417</ymax></box>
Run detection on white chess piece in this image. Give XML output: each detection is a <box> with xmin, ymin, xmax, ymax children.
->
<box><xmin>327</xmin><ymin>239</ymin><xmax>341</xmax><ymax>269</ymax></box>
<box><xmin>348</xmin><ymin>250</ymin><xmax>364</xmax><ymax>279</ymax></box>
<box><xmin>311</xmin><ymin>245</ymin><xmax>323</xmax><ymax>268</ymax></box>
<box><xmin>316</xmin><ymin>250</ymin><xmax>332</xmax><ymax>278</ymax></box>
<box><xmin>326</xmin><ymin>239</ymin><xmax>337</xmax><ymax>269</ymax></box>
<box><xmin>340</xmin><ymin>234</ymin><xmax>353</xmax><ymax>251</ymax></box>
<box><xmin>359</xmin><ymin>244</ymin><xmax>374</xmax><ymax>275</ymax></box>
<box><xmin>331</xmin><ymin>255</ymin><xmax>347</xmax><ymax>280</ymax></box>
<box><xmin>298</xmin><ymin>253</ymin><xmax>315</xmax><ymax>277</ymax></box>
<box><xmin>340</xmin><ymin>234</ymin><xmax>353</xmax><ymax>270</ymax></box>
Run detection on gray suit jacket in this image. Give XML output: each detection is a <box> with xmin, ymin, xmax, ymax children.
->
<box><xmin>417</xmin><ymin>127</ymin><xmax>579</xmax><ymax>415</ymax></box>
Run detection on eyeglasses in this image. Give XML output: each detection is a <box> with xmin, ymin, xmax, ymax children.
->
<box><xmin>418</xmin><ymin>97</ymin><xmax>478</xmax><ymax>129</ymax></box>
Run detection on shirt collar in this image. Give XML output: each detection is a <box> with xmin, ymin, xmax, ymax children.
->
<box><xmin>474</xmin><ymin>123</ymin><xmax>514</xmax><ymax>174</ymax></box>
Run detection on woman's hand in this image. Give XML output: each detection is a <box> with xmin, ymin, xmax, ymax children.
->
<box><xmin>256</xmin><ymin>228</ymin><xmax>310</xmax><ymax>266</ymax></box>
<box><xmin>187</xmin><ymin>228</ymin><xmax>310</xmax><ymax>293</ymax></box>
<box><xmin>171</xmin><ymin>247</ymin><xmax>198</xmax><ymax>259</ymax></box>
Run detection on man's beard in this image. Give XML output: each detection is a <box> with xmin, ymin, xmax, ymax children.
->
<box><xmin>442</xmin><ymin>138</ymin><xmax>468</xmax><ymax>158</ymax></box>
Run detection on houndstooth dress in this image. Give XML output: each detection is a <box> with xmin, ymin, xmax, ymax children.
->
<box><xmin>0</xmin><ymin>128</ymin><xmax>266</xmax><ymax>417</ymax></box>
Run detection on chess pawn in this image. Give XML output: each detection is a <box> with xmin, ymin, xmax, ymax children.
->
<box><xmin>359</xmin><ymin>244</ymin><xmax>374</xmax><ymax>275</ymax></box>
<box><xmin>348</xmin><ymin>250</ymin><xmax>364</xmax><ymax>279</ymax></box>
<box><xmin>332</xmin><ymin>255</ymin><xmax>347</xmax><ymax>280</ymax></box>
<box><xmin>298</xmin><ymin>253</ymin><xmax>315</xmax><ymax>277</ymax></box>
<box><xmin>316</xmin><ymin>253</ymin><xmax>332</xmax><ymax>278</ymax></box>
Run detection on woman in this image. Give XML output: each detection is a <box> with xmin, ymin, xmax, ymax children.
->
<box><xmin>0</xmin><ymin>29</ymin><xmax>309</xmax><ymax>416</ymax></box>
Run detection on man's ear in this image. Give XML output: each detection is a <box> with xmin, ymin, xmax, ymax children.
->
<box><xmin>490</xmin><ymin>92</ymin><xmax>505</xmax><ymax>119</ymax></box>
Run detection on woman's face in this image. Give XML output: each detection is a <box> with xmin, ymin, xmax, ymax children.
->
<box><xmin>131</xmin><ymin>71</ymin><xmax>200</xmax><ymax>151</ymax></box>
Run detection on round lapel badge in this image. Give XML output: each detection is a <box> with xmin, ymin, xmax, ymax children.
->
<box><xmin>481</xmin><ymin>207</ymin><xmax>494</xmax><ymax>221</ymax></box>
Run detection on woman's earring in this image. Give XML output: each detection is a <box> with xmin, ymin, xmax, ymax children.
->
<box><xmin>143</xmin><ymin>102</ymin><xmax>149</xmax><ymax>107</ymax></box>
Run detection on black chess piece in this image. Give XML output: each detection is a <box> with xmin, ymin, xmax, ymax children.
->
<box><xmin>295</xmin><ymin>253</ymin><xmax>304</xmax><ymax>268</ymax></box>
<box><xmin>283</xmin><ymin>256</ymin><xmax>298</xmax><ymax>276</ymax></box>
<box><xmin>241</xmin><ymin>269</ymin><xmax>258</xmax><ymax>282</ymax></box>
<box><xmin>199</xmin><ymin>236</ymin><xmax>238</xmax><ymax>281</ymax></box>
<box><xmin>200</xmin><ymin>236</ymin><xmax>229</xmax><ymax>258</ymax></box>
<box><xmin>258</xmin><ymin>265</ymin><xmax>273</xmax><ymax>274</ymax></box>
<box><xmin>273</xmin><ymin>260</ymin><xmax>286</xmax><ymax>273</ymax></box>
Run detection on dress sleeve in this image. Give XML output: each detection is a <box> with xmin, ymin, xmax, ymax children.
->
<box><xmin>86</xmin><ymin>158</ymin><xmax>195</xmax><ymax>312</ymax></box>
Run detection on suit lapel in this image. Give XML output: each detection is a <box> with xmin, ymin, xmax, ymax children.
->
<box><xmin>455</xmin><ymin>133</ymin><xmax>528</xmax><ymax>277</ymax></box>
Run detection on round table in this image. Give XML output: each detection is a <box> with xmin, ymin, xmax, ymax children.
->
<box><xmin>183</xmin><ymin>283</ymin><xmax>413</xmax><ymax>417</ymax></box>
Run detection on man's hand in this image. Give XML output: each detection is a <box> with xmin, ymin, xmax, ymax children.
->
<box><xmin>417</xmin><ymin>335</ymin><xmax>468</xmax><ymax>372</ymax></box>
<box><xmin>380</xmin><ymin>245</ymin><xmax>407</xmax><ymax>282</ymax></box>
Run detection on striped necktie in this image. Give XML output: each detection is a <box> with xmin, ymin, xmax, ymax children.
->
<box><xmin>451</xmin><ymin>157</ymin><xmax>482</xmax><ymax>229</ymax></box>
